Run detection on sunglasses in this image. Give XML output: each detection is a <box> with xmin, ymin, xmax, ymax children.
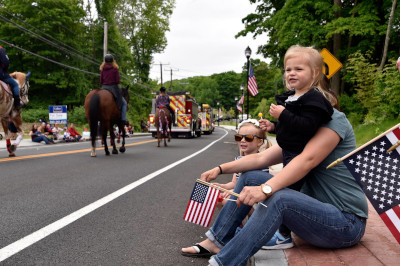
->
<box><xmin>234</xmin><ymin>134</ymin><xmax>262</xmax><ymax>142</ymax></box>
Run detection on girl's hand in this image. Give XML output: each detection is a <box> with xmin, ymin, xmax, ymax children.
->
<box><xmin>259</xmin><ymin>119</ymin><xmax>275</xmax><ymax>132</ymax></box>
<box><xmin>269</xmin><ymin>104</ymin><xmax>285</xmax><ymax>119</ymax></box>
<box><xmin>201</xmin><ymin>167</ymin><xmax>220</xmax><ymax>182</ymax></box>
<box><xmin>237</xmin><ymin>185</ymin><xmax>267</xmax><ymax>207</ymax></box>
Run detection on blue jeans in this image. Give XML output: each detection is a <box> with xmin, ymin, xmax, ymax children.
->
<box><xmin>207</xmin><ymin>170</ymin><xmax>366</xmax><ymax>266</ymax></box>
<box><xmin>2</xmin><ymin>76</ymin><xmax>19</xmax><ymax>96</ymax></box>
<box><xmin>121</xmin><ymin>98</ymin><xmax>127</xmax><ymax>121</ymax></box>
<box><xmin>32</xmin><ymin>135</ymin><xmax>54</xmax><ymax>144</ymax></box>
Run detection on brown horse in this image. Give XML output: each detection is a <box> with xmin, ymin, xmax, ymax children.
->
<box><xmin>0</xmin><ymin>72</ymin><xmax>31</xmax><ymax>157</ymax></box>
<box><xmin>84</xmin><ymin>86</ymin><xmax>129</xmax><ymax>157</ymax></box>
<box><xmin>155</xmin><ymin>107</ymin><xmax>172</xmax><ymax>147</ymax></box>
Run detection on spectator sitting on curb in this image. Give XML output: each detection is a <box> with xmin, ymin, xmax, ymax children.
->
<box><xmin>29</xmin><ymin>124</ymin><xmax>54</xmax><ymax>145</ymax></box>
<box><xmin>52</xmin><ymin>123</ymin><xmax>64</xmax><ymax>141</ymax></box>
<box><xmin>82</xmin><ymin>128</ymin><xmax>90</xmax><ymax>140</ymax></box>
<box><xmin>68</xmin><ymin>123</ymin><xmax>82</xmax><ymax>142</ymax></box>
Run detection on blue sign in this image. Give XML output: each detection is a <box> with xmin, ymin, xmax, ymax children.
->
<box><xmin>49</xmin><ymin>105</ymin><xmax>67</xmax><ymax>125</ymax></box>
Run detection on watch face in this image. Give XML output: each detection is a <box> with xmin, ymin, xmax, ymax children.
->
<box><xmin>263</xmin><ymin>185</ymin><xmax>272</xmax><ymax>194</ymax></box>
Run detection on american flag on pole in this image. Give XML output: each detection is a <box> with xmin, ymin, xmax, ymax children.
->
<box><xmin>183</xmin><ymin>182</ymin><xmax>220</xmax><ymax>227</ymax></box>
<box><xmin>343</xmin><ymin>126</ymin><xmax>400</xmax><ymax>244</ymax></box>
<box><xmin>238</xmin><ymin>93</ymin><xmax>245</xmax><ymax>105</ymax></box>
<box><xmin>236</xmin><ymin>102</ymin><xmax>242</xmax><ymax>112</ymax></box>
<box><xmin>248</xmin><ymin>63</ymin><xmax>259</xmax><ymax>96</ymax></box>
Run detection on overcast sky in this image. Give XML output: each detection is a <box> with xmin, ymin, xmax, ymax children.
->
<box><xmin>149</xmin><ymin>0</ymin><xmax>268</xmax><ymax>83</ymax></box>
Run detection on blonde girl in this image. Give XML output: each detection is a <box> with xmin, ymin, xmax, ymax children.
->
<box><xmin>214</xmin><ymin>119</ymin><xmax>271</xmax><ymax>203</ymax></box>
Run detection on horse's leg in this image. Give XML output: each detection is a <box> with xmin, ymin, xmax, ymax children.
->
<box><xmin>156</xmin><ymin>127</ymin><xmax>160</xmax><ymax>147</ymax></box>
<box><xmin>10</xmin><ymin>113</ymin><xmax>23</xmax><ymax>153</ymax></box>
<box><xmin>103</xmin><ymin>130</ymin><xmax>110</xmax><ymax>156</ymax></box>
<box><xmin>1</xmin><ymin>119</ymin><xmax>14</xmax><ymax>157</ymax></box>
<box><xmin>110</xmin><ymin>127</ymin><xmax>118</xmax><ymax>155</ymax></box>
<box><xmin>119</xmin><ymin>123</ymin><xmax>126</xmax><ymax>153</ymax></box>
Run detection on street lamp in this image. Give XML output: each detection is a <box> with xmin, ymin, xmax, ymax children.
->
<box><xmin>245</xmin><ymin>46</ymin><xmax>251</xmax><ymax>118</ymax></box>
<box><xmin>217</xmin><ymin>102</ymin><xmax>220</xmax><ymax>126</ymax></box>
<box><xmin>235</xmin><ymin>96</ymin><xmax>238</xmax><ymax>129</ymax></box>
<box><xmin>240</xmin><ymin>85</ymin><xmax>244</xmax><ymax>121</ymax></box>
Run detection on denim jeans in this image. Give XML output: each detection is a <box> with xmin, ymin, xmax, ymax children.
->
<box><xmin>2</xmin><ymin>76</ymin><xmax>19</xmax><ymax>95</ymax></box>
<box><xmin>121</xmin><ymin>98</ymin><xmax>127</xmax><ymax>121</ymax></box>
<box><xmin>33</xmin><ymin>135</ymin><xmax>53</xmax><ymax>144</ymax></box>
<box><xmin>207</xmin><ymin>170</ymin><xmax>366</xmax><ymax>266</ymax></box>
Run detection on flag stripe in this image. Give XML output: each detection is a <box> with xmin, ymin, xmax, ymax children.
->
<box><xmin>204</xmin><ymin>192</ymin><xmax>219</xmax><ymax>227</ymax></box>
<box><xmin>380</xmin><ymin>206</ymin><xmax>400</xmax><ymax>245</ymax></box>
<box><xmin>198</xmin><ymin>188</ymin><xmax>214</xmax><ymax>225</ymax></box>
<box><xmin>201</xmin><ymin>188</ymin><xmax>218</xmax><ymax>226</ymax></box>
<box><xmin>194</xmin><ymin>188</ymin><xmax>211</xmax><ymax>225</ymax></box>
<box><xmin>393</xmin><ymin>127</ymin><xmax>400</xmax><ymax>139</ymax></box>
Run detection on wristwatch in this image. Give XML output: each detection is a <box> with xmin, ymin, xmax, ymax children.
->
<box><xmin>261</xmin><ymin>184</ymin><xmax>273</xmax><ymax>198</ymax></box>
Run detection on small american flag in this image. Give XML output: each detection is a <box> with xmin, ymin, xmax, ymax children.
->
<box><xmin>238</xmin><ymin>93</ymin><xmax>245</xmax><ymax>105</ymax></box>
<box><xmin>183</xmin><ymin>182</ymin><xmax>220</xmax><ymax>227</ymax></box>
<box><xmin>343</xmin><ymin>126</ymin><xmax>400</xmax><ymax>244</ymax></box>
<box><xmin>248</xmin><ymin>63</ymin><xmax>258</xmax><ymax>96</ymax></box>
<box><xmin>236</xmin><ymin>103</ymin><xmax>242</xmax><ymax>112</ymax></box>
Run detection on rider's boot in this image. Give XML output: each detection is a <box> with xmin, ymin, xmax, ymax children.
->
<box><xmin>13</xmin><ymin>95</ymin><xmax>25</xmax><ymax>110</ymax></box>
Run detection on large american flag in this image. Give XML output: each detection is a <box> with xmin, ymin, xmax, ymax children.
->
<box><xmin>343</xmin><ymin>126</ymin><xmax>400</xmax><ymax>244</ymax></box>
<box><xmin>248</xmin><ymin>63</ymin><xmax>259</xmax><ymax>96</ymax></box>
<box><xmin>183</xmin><ymin>182</ymin><xmax>220</xmax><ymax>227</ymax></box>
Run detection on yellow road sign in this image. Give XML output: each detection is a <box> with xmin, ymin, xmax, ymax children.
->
<box><xmin>320</xmin><ymin>48</ymin><xmax>342</xmax><ymax>79</ymax></box>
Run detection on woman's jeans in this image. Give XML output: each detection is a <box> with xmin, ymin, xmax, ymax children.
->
<box><xmin>33</xmin><ymin>135</ymin><xmax>53</xmax><ymax>144</ymax></box>
<box><xmin>121</xmin><ymin>98</ymin><xmax>127</xmax><ymax>121</ymax></box>
<box><xmin>207</xmin><ymin>170</ymin><xmax>366</xmax><ymax>266</ymax></box>
<box><xmin>2</xmin><ymin>76</ymin><xmax>19</xmax><ymax>96</ymax></box>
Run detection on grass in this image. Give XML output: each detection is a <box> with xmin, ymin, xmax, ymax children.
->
<box><xmin>352</xmin><ymin>119</ymin><xmax>399</xmax><ymax>147</ymax></box>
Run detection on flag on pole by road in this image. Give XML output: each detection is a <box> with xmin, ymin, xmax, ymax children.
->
<box><xmin>183</xmin><ymin>182</ymin><xmax>220</xmax><ymax>227</ymax></box>
<box><xmin>342</xmin><ymin>126</ymin><xmax>400</xmax><ymax>244</ymax></box>
<box><xmin>248</xmin><ymin>63</ymin><xmax>259</xmax><ymax>96</ymax></box>
<box><xmin>236</xmin><ymin>102</ymin><xmax>242</xmax><ymax>112</ymax></box>
<box><xmin>238</xmin><ymin>93</ymin><xmax>245</xmax><ymax>105</ymax></box>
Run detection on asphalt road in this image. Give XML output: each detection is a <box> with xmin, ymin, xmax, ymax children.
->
<box><xmin>0</xmin><ymin>128</ymin><xmax>238</xmax><ymax>265</ymax></box>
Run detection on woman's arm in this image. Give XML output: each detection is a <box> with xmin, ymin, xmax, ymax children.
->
<box><xmin>201</xmin><ymin>144</ymin><xmax>283</xmax><ymax>182</ymax></box>
<box><xmin>237</xmin><ymin>126</ymin><xmax>341</xmax><ymax>206</ymax></box>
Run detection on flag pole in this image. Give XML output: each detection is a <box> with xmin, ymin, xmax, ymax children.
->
<box><xmin>327</xmin><ymin>123</ymin><xmax>400</xmax><ymax>169</ymax></box>
<box><xmin>196</xmin><ymin>179</ymin><xmax>240</xmax><ymax>197</ymax></box>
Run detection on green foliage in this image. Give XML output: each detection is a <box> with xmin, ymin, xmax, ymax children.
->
<box><xmin>345</xmin><ymin>52</ymin><xmax>400</xmax><ymax>124</ymax></box>
<box><xmin>21</xmin><ymin>107</ymin><xmax>49</xmax><ymax>122</ymax></box>
<box><xmin>68</xmin><ymin>105</ymin><xmax>87</xmax><ymax>124</ymax></box>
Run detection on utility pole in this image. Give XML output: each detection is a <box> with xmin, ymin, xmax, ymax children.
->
<box><xmin>103</xmin><ymin>22</ymin><xmax>108</xmax><ymax>58</ymax></box>
<box><xmin>164</xmin><ymin>68</ymin><xmax>179</xmax><ymax>90</ymax></box>
<box><xmin>153</xmin><ymin>62</ymin><xmax>169</xmax><ymax>86</ymax></box>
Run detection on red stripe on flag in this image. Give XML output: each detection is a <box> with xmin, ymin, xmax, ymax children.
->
<box><xmin>380</xmin><ymin>206</ymin><xmax>400</xmax><ymax>245</ymax></box>
<box><xmin>393</xmin><ymin>127</ymin><xmax>400</xmax><ymax>140</ymax></box>
<box><xmin>200</xmin><ymin>188</ymin><xmax>218</xmax><ymax>226</ymax></box>
<box><xmin>204</xmin><ymin>192</ymin><xmax>219</xmax><ymax>227</ymax></box>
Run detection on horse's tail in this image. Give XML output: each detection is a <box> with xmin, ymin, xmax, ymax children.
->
<box><xmin>89</xmin><ymin>93</ymin><xmax>100</xmax><ymax>147</ymax></box>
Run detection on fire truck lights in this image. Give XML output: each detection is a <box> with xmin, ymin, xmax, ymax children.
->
<box><xmin>186</xmin><ymin>116</ymin><xmax>192</xmax><ymax>124</ymax></box>
<box><xmin>149</xmin><ymin>116</ymin><xmax>154</xmax><ymax>123</ymax></box>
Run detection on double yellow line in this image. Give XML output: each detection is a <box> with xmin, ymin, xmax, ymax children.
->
<box><xmin>0</xmin><ymin>139</ymin><xmax>157</xmax><ymax>162</ymax></box>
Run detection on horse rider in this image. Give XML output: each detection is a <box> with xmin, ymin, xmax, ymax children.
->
<box><xmin>156</xmin><ymin>87</ymin><xmax>175</xmax><ymax>124</ymax></box>
<box><xmin>100</xmin><ymin>54</ymin><xmax>129</xmax><ymax>125</ymax></box>
<box><xmin>0</xmin><ymin>45</ymin><xmax>25</xmax><ymax>109</ymax></box>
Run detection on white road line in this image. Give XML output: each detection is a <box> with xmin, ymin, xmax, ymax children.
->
<box><xmin>0</xmin><ymin>129</ymin><xmax>228</xmax><ymax>262</ymax></box>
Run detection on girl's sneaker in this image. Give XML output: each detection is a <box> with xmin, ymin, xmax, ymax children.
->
<box><xmin>261</xmin><ymin>231</ymin><xmax>294</xmax><ymax>250</ymax></box>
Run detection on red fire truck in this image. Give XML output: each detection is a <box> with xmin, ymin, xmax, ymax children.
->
<box><xmin>198</xmin><ymin>104</ymin><xmax>214</xmax><ymax>135</ymax></box>
<box><xmin>149</xmin><ymin>91</ymin><xmax>202</xmax><ymax>138</ymax></box>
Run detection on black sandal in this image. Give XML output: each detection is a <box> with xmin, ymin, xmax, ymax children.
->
<box><xmin>181</xmin><ymin>243</ymin><xmax>216</xmax><ymax>258</ymax></box>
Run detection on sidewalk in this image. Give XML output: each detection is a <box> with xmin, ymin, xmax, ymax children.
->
<box><xmin>0</xmin><ymin>132</ymin><xmax>151</xmax><ymax>149</ymax></box>
<box><xmin>218</xmin><ymin>126</ymin><xmax>400</xmax><ymax>266</ymax></box>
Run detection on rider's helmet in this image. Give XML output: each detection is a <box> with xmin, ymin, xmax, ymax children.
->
<box><xmin>104</xmin><ymin>54</ymin><xmax>114</xmax><ymax>63</ymax></box>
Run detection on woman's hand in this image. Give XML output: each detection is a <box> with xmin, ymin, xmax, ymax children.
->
<box><xmin>237</xmin><ymin>185</ymin><xmax>267</xmax><ymax>207</ymax></box>
<box><xmin>201</xmin><ymin>167</ymin><xmax>220</xmax><ymax>182</ymax></box>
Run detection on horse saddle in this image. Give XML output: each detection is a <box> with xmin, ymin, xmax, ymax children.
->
<box><xmin>101</xmin><ymin>84</ymin><xmax>123</xmax><ymax>111</ymax></box>
<box><xmin>0</xmin><ymin>80</ymin><xmax>13</xmax><ymax>95</ymax></box>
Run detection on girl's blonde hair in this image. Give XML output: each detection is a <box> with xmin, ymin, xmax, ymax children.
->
<box><xmin>100</xmin><ymin>61</ymin><xmax>119</xmax><ymax>71</ymax></box>
<box><xmin>284</xmin><ymin>45</ymin><xmax>335</xmax><ymax>104</ymax></box>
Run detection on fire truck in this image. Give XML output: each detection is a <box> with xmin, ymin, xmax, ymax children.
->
<box><xmin>149</xmin><ymin>91</ymin><xmax>202</xmax><ymax>138</ymax></box>
<box><xmin>198</xmin><ymin>104</ymin><xmax>214</xmax><ymax>135</ymax></box>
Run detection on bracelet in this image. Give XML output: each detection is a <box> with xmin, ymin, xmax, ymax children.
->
<box><xmin>218</xmin><ymin>165</ymin><xmax>223</xmax><ymax>175</ymax></box>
